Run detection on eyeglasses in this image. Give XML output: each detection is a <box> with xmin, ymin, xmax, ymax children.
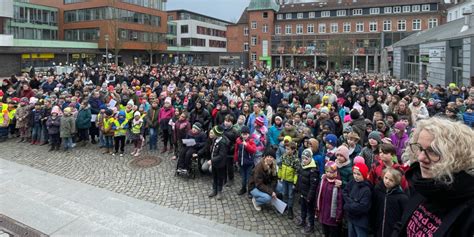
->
<box><xmin>409</xmin><ymin>143</ymin><xmax>440</xmax><ymax>162</ymax></box>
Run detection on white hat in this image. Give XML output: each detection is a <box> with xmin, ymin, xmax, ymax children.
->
<box><xmin>165</xmin><ymin>97</ymin><xmax>172</xmax><ymax>104</ymax></box>
<box><xmin>134</xmin><ymin>111</ymin><xmax>141</xmax><ymax>117</ymax></box>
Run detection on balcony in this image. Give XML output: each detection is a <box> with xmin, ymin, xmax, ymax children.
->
<box><xmin>0</xmin><ymin>34</ymin><xmax>14</xmax><ymax>47</ymax></box>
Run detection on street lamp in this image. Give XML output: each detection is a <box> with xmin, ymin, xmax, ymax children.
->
<box><xmin>104</xmin><ymin>34</ymin><xmax>109</xmax><ymax>73</ymax></box>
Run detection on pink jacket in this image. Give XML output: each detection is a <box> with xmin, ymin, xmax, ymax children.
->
<box><xmin>159</xmin><ymin>106</ymin><xmax>175</xmax><ymax>123</ymax></box>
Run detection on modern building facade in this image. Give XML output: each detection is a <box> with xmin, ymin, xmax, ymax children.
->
<box><xmin>447</xmin><ymin>0</ymin><xmax>474</xmax><ymax>22</ymax></box>
<box><xmin>228</xmin><ymin>0</ymin><xmax>449</xmax><ymax>72</ymax></box>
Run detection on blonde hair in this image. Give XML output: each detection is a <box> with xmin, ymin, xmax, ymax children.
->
<box><xmin>383</xmin><ymin>167</ymin><xmax>403</xmax><ymax>186</ymax></box>
<box><xmin>405</xmin><ymin>117</ymin><xmax>474</xmax><ymax>184</ymax></box>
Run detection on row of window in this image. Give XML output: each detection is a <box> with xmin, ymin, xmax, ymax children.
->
<box><xmin>271</xmin><ymin>19</ymin><xmax>438</xmax><ymax>35</ymax></box>
<box><xmin>64</xmin><ymin>7</ymin><xmax>161</xmax><ymax>26</ymax></box>
<box><xmin>179</xmin><ymin>38</ymin><xmax>227</xmax><ymax>48</ymax></box>
<box><xmin>277</xmin><ymin>4</ymin><xmax>433</xmax><ymax>20</ymax></box>
<box><xmin>209</xmin><ymin>39</ymin><xmax>226</xmax><ymax>48</ymax></box>
<box><xmin>13</xmin><ymin>5</ymin><xmax>58</xmax><ymax>26</ymax></box>
<box><xmin>178</xmin><ymin>12</ymin><xmax>228</xmax><ymax>27</ymax></box>
<box><xmin>64</xmin><ymin>28</ymin><xmax>99</xmax><ymax>41</ymax></box>
<box><xmin>120</xmin><ymin>0</ymin><xmax>165</xmax><ymax>10</ymax></box>
<box><xmin>7</xmin><ymin>27</ymin><xmax>57</xmax><ymax>40</ymax></box>
<box><xmin>118</xmin><ymin>29</ymin><xmax>164</xmax><ymax>42</ymax></box>
<box><xmin>197</xmin><ymin>26</ymin><xmax>226</xmax><ymax>37</ymax></box>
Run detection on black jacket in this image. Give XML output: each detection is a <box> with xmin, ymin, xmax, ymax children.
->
<box><xmin>210</xmin><ymin>135</ymin><xmax>229</xmax><ymax>169</ymax></box>
<box><xmin>296</xmin><ymin>163</ymin><xmax>320</xmax><ymax>202</ymax></box>
<box><xmin>392</xmin><ymin>163</ymin><xmax>474</xmax><ymax>237</ymax></box>
<box><xmin>364</xmin><ymin>102</ymin><xmax>384</xmax><ymax>121</ymax></box>
<box><xmin>350</xmin><ymin>117</ymin><xmax>366</xmax><ymax>146</ymax></box>
<box><xmin>372</xmin><ymin>183</ymin><xmax>408</xmax><ymax>237</ymax></box>
<box><xmin>223</xmin><ymin>126</ymin><xmax>238</xmax><ymax>159</ymax></box>
<box><xmin>190</xmin><ymin>108</ymin><xmax>211</xmax><ymax>131</ymax></box>
<box><xmin>343</xmin><ymin>180</ymin><xmax>372</xmax><ymax>228</ymax></box>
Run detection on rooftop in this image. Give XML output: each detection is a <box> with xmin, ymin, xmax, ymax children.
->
<box><xmin>167</xmin><ymin>9</ymin><xmax>234</xmax><ymax>25</ymax></box>
<box><xmin>248</xmin><ymin>0</ymin><xmax>280</xmax><ymax>12</ymax></box>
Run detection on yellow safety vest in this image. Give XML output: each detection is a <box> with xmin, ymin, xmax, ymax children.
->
<box><xmin>131</xmin><ymin>120</ymin><xmax>143</xmax><ymax>134</ymax></box>
<box><xmin>8</xmin><ymin>109</ymin><xmax>16</xmax><ymax>121</ymax></box>
<box><xmin>0</xmin><ymin>110</ymin><xmax>9</xmax><ymax>127</ymax></box>
<box><xmin>113</xmin><ymin>119</ymin><xmax>128</xmax><ymax>137</ymax></box>
<box><xmin>125</xmin><ymin>110</ymin><xmax>135</xmax><ymax>121</ymax></box>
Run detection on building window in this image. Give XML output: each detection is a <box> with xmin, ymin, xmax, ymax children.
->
<box><xmin>296</xmin><ymin>24</ymin><xmax>303</xmax><ymax>34</ymax></box>
<box><xmin>209</xmin><ymin>40</ymin><xmax>226</xmax><ymax>48</ymax></box>
<box><xmin>319</xmin><ymin>23</ymin><xmax>326</xmax><ymax>33</ymax></box>
<box><xmin>244</xmin><ymin>42</ymin><xmax>249</xmax><ymax>51</ymax></box>
<box><xmin>428</xmin><ymin>18</ymin><xmax>438</xmax><ymax>28</ymax></box>
<box><xmin>285</xmin><ymin>24</ymin><xmax>292</xmax><ymax>34</ymax></box>
<box><xmin>251</xmin><ymin>36</ymin><xmax>257</xmax><ymax>46</ymax></box>
<box><xmin>180</xmin><ymin>25</ymin><xmax>188</xmax><ymax>33</ymax></box>
<box><xmin>393</xmin><ymin>6</ymin><xmax>401</xmax><ymax>13</ymax></box>
<box><xmin>307</xmin><ymin>24</ymin><xmax>314</xmax><ymax>34</ymax></box>
<box><xmin>337</xmin><ymin>10</ymin><xmax>346</xmax><ymax>16</ymax></box>
<box><xmin>277</xmin><ymin>14</ymin><xmax>283</xmax><ymax>20</ymax></box>
<box><xmin>244</xmin><ymin>26</ymin><xmax>248</xmax><ymax>36</ymax></box>
<box><xmin>297</xmin><ymin>13</ymin><xmax>303</xmax><ymax>19</ymax></box>
<box><xmin>370</xmin><ymin>8</ymin><xmax>380</xmax><ymax>15</ymax></box>
<box><xmin>398</xmin><ymin>20</ymin><xmax>406</xmax><ymax>31</ymax></box>
<box><xmin>422</xmin><ymin>4</ymin><xmax>430</xmax><ymax>12</ymax></box>
<box><xmin>412</xmin><ymin>5</ymin><xmax>420</xmax><ymax>12</ymax></box>
<box><xmin>263</xmin><ymin>24</ymin><xmax>268</xmax><ymax>33</ymax></box>
<box><xmin>275</xmin><ymin>25</ymin><xmax>281</xmax><ymax>34</ymax></box>
<box><xmin>321</xmin><ymin>11</ymin><xmax>330</xmax><ymax>17</ymax></box>
<box><xmin>286</xmin><ymin>13</ymin><xmax>292</xmax><ymax>19</ymax></box>
<box><xmin>383</xmin><ymin>20</ymin><xmax>391</xmax><ymax>31</ymax></box>
<box><xmin>263</xmin><ymin>12</ymin><xmax>268</xmax><ymax>18</ymax></box>
<box><xmin>384</xmin><ymin>7</ymin><xmax>392</xmax><ymax>14</ymax></box>
<box><xmin>369</xmin><ymin>21</ymin><xmax>377</xmax><ymax>32</ymax></box>
<box><xmin>403</xmin><ymin>6</ymin><xmax>410</xmax><ymax>13</ymax></box>
<box><xmin>356</xmin><ymin>22</ymin><xmax>364</xmax><ymax>32</ymax></box>
<box><xmin>353</xmin><ymin>9</ymin><xmax>363</xmax><ymax>15</ymax></box>
<box><xmin>412</xmin><ymin>19</ymin><xmax>421</xmax><ymax>31</ymax></box>
<box><xmin>309</xmin><ymin>12</ymin><xmax>315</xmax><ymax>18</ymax></box>
<box><xmin>251</xmin><ymin>21</ymin><xmax>257</xmax><ymax>29</ymax></box>
<box><xmin>251</xmin><ymin>53</ymin><xmax>257</xmax><ymax>62</ymax></box>
<box><xmin>343</xmin><ymin>22</ymin><xmax>351</xmax><ymax>32</ymax></box>
<box><xmin>64</xmin><ymin>28</ymin><xmax>98</xmax><ymax>41</ymax></box>
<box><xmin>330</xmin><ymin>23</ymin><xmax>338</xmax><ymax>33</ymax></box>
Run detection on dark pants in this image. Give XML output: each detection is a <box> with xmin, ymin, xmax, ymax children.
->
<box><xmin>239</xmin><ymin>165</ymin><xmax>253</xmax><ymax>189</ymax></box>
<box><xmin>212</xmin><ymin>166</ymin><xmax>226</xmax><ymax>192</ymax></box>
<box><xmin>0</xmin><ymin>127</ymin><xmax>8</xmax><ymax>141</ymax></box>
<box><xmin>77</xmin><ymin>128</ymin><xmax>89</xmax><ymax>142</ymax></box>
<box><xmin>114</xmin><ymin>136</ymin><xmax>126</xmax><ymax>153</ymax></box>
<box><xmin>162</xmin><ymin>129</ymin><xmax>171</xmax><ymax>148</ymax></box>
<box><xmin>89</xmin><ymin>122</ymin><xmax>99</xmax><ymax>140</ymax></box>
<box><xmin>300</xmin><ymin>196</ymin><xmax>316</xmax><ymax>227</ymax></box>
<box><xmin>177</xmin><ymin>147</ymin><xmax>197</xmax><ymax>170</ymax></box>
<box><xmin>224</xmin><ymin>156</ymin><xmax>234</xmax><ymax>183</ymax></box>
<box><xmin>322</xmin><ymin>224</ymin><xmax>341</xmax><ymax>237</ymax></box>
<box><xmin>49</xmin><ymin>133</ymin><xmax>60</xmax><ymax>147</ymax></box>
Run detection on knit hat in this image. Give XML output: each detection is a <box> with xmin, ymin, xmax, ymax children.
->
<box><xmin>394</xmin><ymin>121</ymin><xmax>407</xmax><ymax>131</ymax></box>
<box><xmin>118</xmin><ymin>111</ymin><xmax>126</xmax><ymax>117</ymax></box>
<box><xmin>274</xmin><ymin>116</ymin><xmax>283</xmax><ymax>122</ymax></box>
<box><xmin>320</xmin><ymin>107</ymin><xmax>329</xmax><ymax>114</ymax></box>
<box><xmin>353</xmin><ymin>163</ymin><xmax>369</xmax><ymax>180</ymax></box>
<box><xmin>165</xmin><ymin>97</ymin><xmax>172</xmax><ymax>104</ymax></box>
<box><xmin>127</xmin><ymin>99</ymin><xmax>134</xmax><ymax>106</ymax></box>
<box><xmin>264</xmin><ymin>149</ymin><xmax>276</xmax><ymax>159</ymax></box>
<box><xmin>193</xmin><ymin>122</ymin><xmax>202</xmax><ymax>131</ymax></box>
<box><xmin>51</xmin><ymin>106</ymin><xmax>61</xmax><ymax>115</ymax></box>
<box><xmin>105</xmin><ymin>109</ymin><xmax>113</xmax><ymax>116</ymax></box>
<box><xmin>301</xmin><ymin>148</ymin><xmax>313</xmax><ymax>160</ymax></box>
<box><xmin>20</xmin><ymin>97</ymin><xmax>29</xmax><ymax>104</ymax></box>
<box><xmin>336</xmin><ymin>145</ymin><xmax>350</xmax><ymax>161</ymax></box>
<box><xmin>63</xmin><ymin>107</ymin><xmax>72</xmax><ymax>114</ymax></box>
<box><xmin>240</xmin><ymin>125</ymin><xmax>250</xmax><ymax>134</ymax></box>
<box><xmin>368</xmin><ymin>131</ymin><xmax>382</xmax><ymax>144</ymax></box>
<box><xmin>212</xmin><ymin>125</ymin><xmax>224</xmax><ymax>136</ymax></box>
<box><xmin>353</xmin><ymin>156</ymin><xmax>365</xmax><ymax>165</ymax></box>
<box><xmin>350</xmin><ymin>109</ymin><xmax>360</xmax><ymax>120</ymax></box>
<box><xmin>325</xmin><ymin>134</ymin><xmax>338</xmax><ymax>147</ymax></box>
<box><xmin>255</xmin><ymin>116</ymin><xmax>265</xmax><ymax>127</ymax></box>
<box><xmin>343</xmin><ymin>126</ymin><xmax>353</xmax><ymax>133</ymax></box>
<box><xmin>325</xmin><ymin>86</ymin><xmax>333</xmax><ymax>91</ymax></box>
<box><xmin>134</xmin><ymin>111</ymin><xmax>141</xmax><ymax>117</ymax></box>
<box><xmin>305</xmin><ymin>104</ymin><xmax>312</xmax><ymax>110</ymax></box>
<box><xmin>284</xmin><ymin>136</ymin><xmax>292</xmax><ymax>143</ymax></box>
<box><xmin>325</xmin><ymin>161</ymin><xmax>338</xmax><ymax>174</ymax></box>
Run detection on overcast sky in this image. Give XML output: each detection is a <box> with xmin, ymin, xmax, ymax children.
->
<box><xmin>167</xmin><ymin>0</ymin><xmax>251</xmax><ymax>23</ymax></box>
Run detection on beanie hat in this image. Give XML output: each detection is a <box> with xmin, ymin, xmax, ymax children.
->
<box><xmin>301</xmin><ymin>148</ymin><xmax>313</xmax><ymax>160</ymax></box>
<box><xmin>325</xmin><ymin>134</ymin><xmax>338</xmax><ymax>147</ymax></box>
<box><xmin>350</xmin><ymin>109</ymin><xmax>360</xmax><ymax>120</ymax></box>
<box><xmin>320</xmin><ymin>107</ymin><xmax>329</xmax><ymax>114</ymax></box>
<box><xmin>394</xmin><ymin>121</ymin><xmax>407</xmax><ymax>131</ymax></box>
<box><xmin>240</xmin><ymin>125</ymin><xmax>250</xmax><ymax>134</ymax></box>
<box><xmin>325</xmin><ymin>161</ymin><xmax>338</xmax><ymax>173</ymax></box>
<box><xmin>255</xmin><ymin>116</ymin><xmax>265</xmax><ymax>127</ymax></box>
<box><xmin>264</xmin><ymin>149</ymin><xmax>276</xmax><ymax>159</ymax></box>
<box><xmin>105</xmin><ymin>109</ymin><xmax>113</xmax><ymax>116</ymax></box>
<box><xmin>127</xmin><ymin>99</ymin><xmax>134</xmax><ymax>106</ymax></box>
<box><xmin>193</xmin><ymin>122</ymin><xmax>202</xmax><ymax>131</ymax></box>
<box><xmin>63</xmin><ymin>107</ymin><xmax>72</xmax><ymax>114</ymax></box>
<box><xmin>353</xmin><ymin>156</ymin><xmax>365</xmax><ymax>165</ymax></box>
<box><xmin>20</xmin><ymin>97</ymin><xmax>29</xmax><ymax>104</ymax></box>
<box><xmin>336</xmin><ymin>145</ymin><xmax>350</xmax><ymax>161</ymax></box>
<box><xmin>274</xmin><ymin>116</ymin><xmax>283</xmax><ymax>122</ymax></box>
<box><xmin>368</xmin><ymin>131</ymin><xmax>382</xmax><ymax>144</ymax></box>
<box><xmin>134</xmin><ymin>111</ymin><xmax>141</xmax><ymax>117</ymax></box>
<box><xmin>353</xmin><ymin>163</ymin><xmax>369</xmax><ymax>180</ymax></box>
<box><xmin>212</xmin><ymin>125</ymin><xmax>224</xmax><ymax>136</ymax></box>
<box><xmin>118</xmin><ymin>111</ymin><xmax>126</xmax><ymax>117</ymax></box>
<box><xmin>165</xmin><ymin>97</ymin><xmax>172</xmax><ymax>104</ymax></box>
<box><xmin>51</xmin><ymin>106</ymin><xmax>61</xmax><ymax>115</ymax></box>
<box><xmin>284</xmin><ymin>135</ymin><xmax>292</xmax><ymax>142</ymax></box>
<box><xmin>343</xmin><ymin>126</ymin><xmax>353</xmax><ymax>133</ymax></box>
<box><xmin>305</xmin><ymin>104</ymin><xmax>312</xmax><ymax>110</ymax></box>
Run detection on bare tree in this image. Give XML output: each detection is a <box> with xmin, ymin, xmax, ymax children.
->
<box><xmin>326</xmin><ymin>38</ymin><xmax>351</xmax><ymax>71</ymax></box>
<box><xmin>107</xmin><ymin>0</ymin><xmax>122</xmax><ymax>66</ymax></box>
<box><xmin>146</xmin><ymin>31</ymin><xmax>163</xmax><ymax>66</ymax></box>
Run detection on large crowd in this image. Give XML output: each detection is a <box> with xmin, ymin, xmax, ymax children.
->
<box><xmin>0</xmin><ymin>64</ymin><xmax>473</xmax><ymax>237</ymax></box>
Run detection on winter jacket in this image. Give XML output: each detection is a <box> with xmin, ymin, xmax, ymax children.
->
<box><xmin>190</xmin><ymin>108</ymin><xmax>211</xmax><ymax>131</ymax></box>
<box><xmin>173</xmin><ymin>119</ymin><xmax>190</xmax><ymax>143</ymax></box>
<box><xmin>247</xmin><ymin>112</ymin><xmax>268</xmax><ymax>135</ymax></box>
<box><xmin>393</xmin><ymin>162</ymin><xmax>474</xmax><ymax>237</ymax></box>
<box><xmin>269</xmin><ymin>88</ymin><xmax>283</xmax><ymax>109</ymax></box>
<box><xmin>185</xmin><ymin>130</ymin><xmax>207</xmax><ymax>151</ymax></box>
<box><xmin>210</xmin><ymin>135</ymin><xmax>229</xmax><ymax>169</ymax></box>
<box><xmin>15</xmin><ymin>105</ymin><xmax>31</xmax><ymax>128</ymax></box>
<box><xmin>60</xmin><ymin>115</ymin><xmax>76</xmax><ymax>138</ymax></box>
<box><xmin>372</xmin><ymin>183</ymin><xmax>408</xmax><ymax>237</ymax></box>
<box><xmin>350</xmin><ymin>118</ymin><xmax>366</xmax><ymax>146</ymax></box>
<box><xmin>463</xmin><ymin>111</ymin><xmax>474</xmax><ymax>128</ymax></box>
<box><xmin>267</xmin><ymin>124</ymin><xmax>283</xmax><ymax>146</ymax></box>
<box><xmin>278</xmin><ymin>127</ymin><xmax>301</xmax><ymax>144</ymax></box>
<box><xmin>296</xmin><ymin>159</ymin><xmax>320</xmax><ymax>201</ymax></box>
<box><xmin>248</xmin><ymin>159</ymin><xmax>278</xmax><ymax>195</ymax></box>
<box><xmin>368</xmin><ymin>158</ymin><xmax>409</xmax><ymax>191</ymax></box>
<box><xmin>76</xmin><ymin>107</ymin><xmax>91</xmax><ymax>129</ymax></box>
<box><xmin>359</xmin><ymin>147</ymin><xmax>377</xmax><ymax>168</ymax></box>
<box><xmin>46</xmin><ymin>116</ymin><xmax>61</xmax><ymax>135</ymax></box>
<box><xmin>145</xmin><ymin>107</ymin><xmax>160</xmax><ymax>128</ymax></box>
<box><xmin>223</xmin><ymin>126</ymin><xmax>238</xmax><ymax>158</ymax></box>
<box><xmin>88</xmin><ymin>97</ymin><xmax>103</xmax><ymax>115</ymax></box>
<box><xmin>364</xmin><ymin>102</ymin><xmax>384</xmax><ymax>121</ymax></box>
<box><xmin>317</xmin><ymin>175</ymin><xmax>344</xmax><ymax>226</ymax></box>
<box><xmin>337</xmin><ymin>162</ymin><xmax>353</xmax><ymax>188</ymax></box>
<box><xmin>343</xmin><ymin>180</ymin><xmax>372</xmax><ymax>228</ymax></box>
<box><xmin>278</xmin><ymin>153</ymin><xmax>299</xmax><ymax>183</ymax></box>
<box><xmin>234</xmin><ymin>136</ymin><xmax>257</xmax><ymax>166</ymax></box>
<box><xmin>158</xmin><ymin>106</ymin><xmax>175</xmax><ymax>131</ymax></box>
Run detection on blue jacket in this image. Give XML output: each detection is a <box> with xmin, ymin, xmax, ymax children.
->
<box><xmin>267</xmin><ymin>124</ymin><xmax>283</xmax><ymax>146</ymax></box>
<box><xmin>269</xmin><ymin>89</ymin><xmax>283</xmax><ymax>109</ymax></box>
<box><xmin>247</xmin><ymin>113</ymin><xmax>268</xmax><ymax>134</ymax></box>
<box><xmin>463</xmin><ymin>111</ymin><xmax>474</xmax><ymax>128</ymax></box>
<box><xmin>342</xmin><ymin>180</ymin><xmax>372</xmax><ymax>228</ymax></box>
<box><xmin>313</xmin><ymin>153</ymin><xmax>325</xmax><ymax>178</ymax></box>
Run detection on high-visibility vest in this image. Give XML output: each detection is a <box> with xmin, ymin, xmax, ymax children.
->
<box><xmin>103</xmin><ymin>117</ymin><xmax>115</xmax><ymax>132</ymax></box>
<box><xmin>131</xmin><ymin>120</ymin><xmax>142</xmax><ymax>134</ymax></box>
<box><xmin>8</xmin><ymin>109</ymin><xmax>16</xmax><ymax>121</ymax></box>
<box><xmin>113</xmin><ymin>119</ymin><xmax>128</xmax><ymax>137</ymax></box>
<box><xmin>125</xmin><ymin>110</ymin><xmax>134</xmax><ymax>121</ymax></box>
<box><xmin>0</xmin><ymin>109</ymin><xmax>9</xmax><ymax>127</ymax></box>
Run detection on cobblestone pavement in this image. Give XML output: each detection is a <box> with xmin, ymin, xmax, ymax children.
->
<box><xmin>0</xmin><ymin>139</ymin><xmax>323</xmax><ymax>236</ymax></box>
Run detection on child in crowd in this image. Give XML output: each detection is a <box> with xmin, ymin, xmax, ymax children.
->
<box><xmin>46</xmin><ymin>106</ymin><xmax>61</xmax><ymax>151</ymax></box>
<box><xmin>278</xmin><ymin>141</ymin><xmax>299</xmax><ymax>220</ymax></box>
<box><xmin>130</xmin><ymin>111</ymin><xmax>145</xmax><ymax>157</ymax></box>
<box><xmin>101</xmin><ymin>109</ymin><xmax>115</xmax><ymax>154</ymax></box>
<box><xmin>317</xmin><ymin>161</ymin><xmax>343</xmax><ymax>237</ymax></box>
<box><xmin>345</xmin><ymin>132</ymin><xmax>362</xmax><ymax>160</ymax></box>
<box><xmin>234</xmin><ymin>126</ymin><xmax>256</xmax><ymax>196</ymax></box>
<box><xmin>323</xmin><ymin>134</ymin><xmax>338</xmax><ymax>162</ymax></box>
<box><xmin>390</xmin><ymin>121</ymin><xmax>409</xmax><ymax>163</ymax></box>
<box><xmin>335</xmin><ymin>145</ymin><xmax>353</xmax><ymax>188</ymax></box>
<box><xmin>343</xmin><ymin>163</ymin><xmax>372</xmax><ymax>237</ymax></box>
<box><xmin>112</xmin><ymin>111</ymin><xmax>128</xmax><ymax>156</ymax></box>
<box><xmin>60</xmin><ymin>107</ymin><xmax>76</xmax><ymax>151</ymax></box>
<box><xmin>296</xmin><ymin>148</ymin><xmax>319</xmax><ymax>234</ymax></box>
<box><xmin>31</xmin><ymin>102</ymin><xmax>43</xmax><ymax>145</ymax></box>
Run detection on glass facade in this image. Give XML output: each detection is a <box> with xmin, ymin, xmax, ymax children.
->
<box><xmin>196</xmin><ymin>26</ymin><xmax>226</xmax><ymax>37</ymax></box>
<box><xmin>64</xmin><ymin>7</ymin><xmax>161</xmax><ymax>26</ymax></box>
<box><xmin>119</xmin><ymin>28</ymin><xmax>164</xmax><ymax>42</ymax></box>
<box><xmin>181</xmin><ymin>38</ymin><xmax>205</xmax><ymax>47</ymax></box>
<box><xmin>178</xmin><ymin>12</ymin><xmax>228</xmax><ymax>27</ymax></box>
<box><xmin>64</xmin><ymin>0</ymin><xmax>87</xmax><ymax>4</ymax></box>
<box><xmin>65</xmin><ymin>28</ymin><xmax>100</xmax><ymax>41</ymax></box>
<box><xmin>5</xmin><ymin>3</ymin><xmax>59</xmax><ymax>40</ymax></box>
<box><xmin>8</xmin><ymin>27</ymin><xmax>57</xmax><ymax>40</ymax></box>
<box><xmin>12</xmin><ymin>5</ymin><xmax>57</xmax><ymax>26</ymax></box>
<box><xmin>121</xmin><ymin>0</ymin><xmax>165</xmax><ymax>11</ymax></box>
<box><xmin>209</xmin><ymin>40</ymin><xmax>226</xmax><ymax>48</ymax></box>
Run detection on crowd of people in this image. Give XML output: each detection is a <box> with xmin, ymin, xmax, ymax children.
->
<box><xmin>0</xmin><ymin>64</ymin><xmax>473</xmax><ymax>236</ymax></box>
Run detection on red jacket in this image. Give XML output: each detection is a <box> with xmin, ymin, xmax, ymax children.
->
<box><xmin>233</xmin><ymin>136</ymin><xmax>257</xmax><ymax>163</ymax></box>
<box><xmin>368</xmin><ymin>157</ymin><xmax>409</xmax><ymax>190</ymax></box>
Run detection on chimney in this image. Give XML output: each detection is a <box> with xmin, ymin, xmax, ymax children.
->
<box><xmin>461</xmin><ymin>7</ymin><xmax>472</xmax><ymax>32</ymax></box>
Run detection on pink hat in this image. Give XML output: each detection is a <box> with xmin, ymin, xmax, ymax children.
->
<box><xmin>336</xmin><ymin>145</ymin><xmax>350</xmax><ymax>161</ymax></box>
<box><xmin>344</xmin><ymin>115</ymin><xmax>352</xmax><ymax>123</ymax></box>
<box><xmin>51</xmin><ymin>106</ymin><xmax>61</xmax><ymax>115</ymax></box>
<box><xmin>354</xmin><ymin>156</ymin><xmax>365</xmax><ymax>165</ymax></box>
<box><xmin>164</xmin><ymin>97</ymin><xmax>172</xmax><ymax>104</ymax></box>
<box><xmin>394</xmin><ymin>121</ymin><xmax>407</xmax><ymax>131</ymax></box>
<box><xmin>255</xmin><ymin>116</ymin><xmax>265</xmax><ymax>127</ymax></box>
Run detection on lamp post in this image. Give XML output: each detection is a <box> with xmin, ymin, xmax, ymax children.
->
<box><xmin>104</xmin><ymin>34</ymin><xmax>109</xmax><ymax>73</ymax></box>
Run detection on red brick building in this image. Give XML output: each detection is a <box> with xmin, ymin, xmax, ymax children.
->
<box><xmin>228</xmin><ymin>0</ymin><xmax>450</xmax><ymax>72</ymax></box>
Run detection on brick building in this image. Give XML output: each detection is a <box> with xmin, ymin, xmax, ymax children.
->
<box><xmin>228</xmin><ymin>0</ymin><xmax>450</xmax><ymax>73</ymax></box>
